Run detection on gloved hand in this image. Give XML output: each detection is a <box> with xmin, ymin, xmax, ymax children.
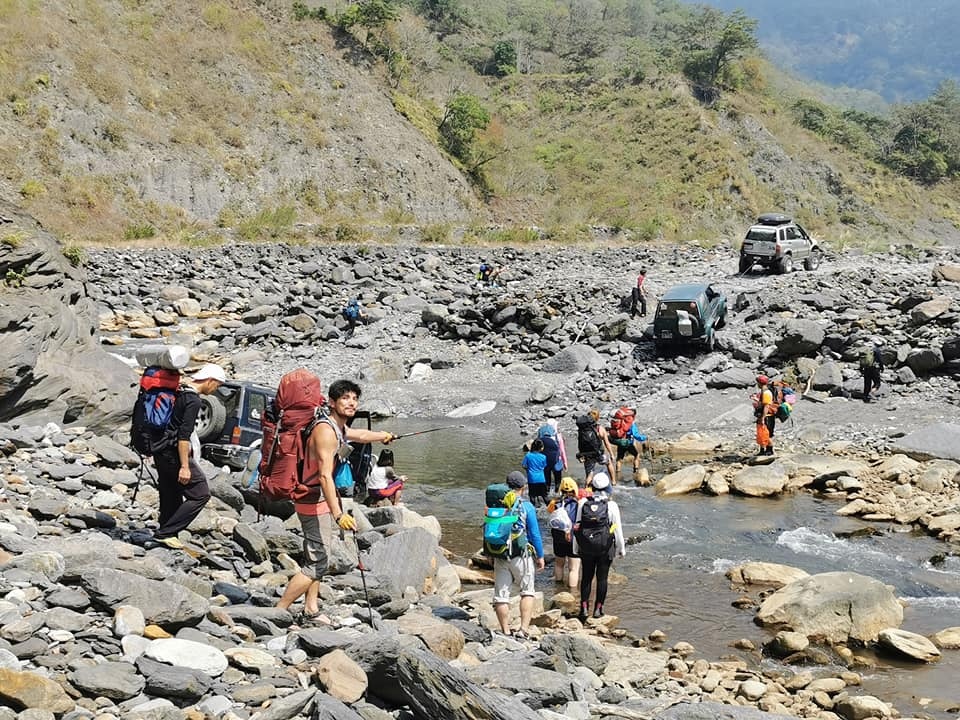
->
<box><xmin>336</xmin><ymin>513</ymin><xmax>357</xmax><ymax>532</ymax></box>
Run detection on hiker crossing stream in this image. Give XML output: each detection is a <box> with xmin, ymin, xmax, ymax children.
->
<box><xmin>390</xmin><ymin>417</ymin><xmax>960</xmax><ymax>719</ymax></box>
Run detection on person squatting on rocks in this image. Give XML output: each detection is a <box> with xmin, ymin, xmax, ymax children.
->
<box><xmin>493</xmin><ymin>471</ymin><xmax>545</xmax><ymax>639</ymax></box>
<box><xmin>547</xmin><ymin>476</ymin><xmax>581</xmax><ymax>591</ymax></box>
<box><xmin>630</xmin><ymin>267</ymin><xmax>649</xmax><ymax>318</ymax></box>
<box><xmin>573</xmin><ymin>472</ymin><xmax>625</xmax><ymax>621</ymax></box>
<box><xmin>477</xmin><ymin>259</ymin><xmax>504</xmax><ymax>286</ymax></box>
<box><xmin>522</xmin><ymin>437</ymin><xmax>549</xmax><ymax>507</ymax></box>
<box><xmin>367</xmin><ymin>448</ymin><xmax>405</xmax><ymax>506</ymax></box>
<box><xmin>576</xmin><ymin>409</ymin><xmax>616</xmax><ymax>484</ymax></box>
<box><xmin>754</xmin><ymin>375</ymin><xmax>776</xmax><ymax>456</ymax></box>
<box><xmin>277</xmin><ymin>379</ymin><xmax>394</xmax><ymax>624</ymax></box>
<box><xmin>860</xmin><ymin>341</ymin><xmax>885</xmax><ymax>403</ymax></box>
<box><xmin>152</xmin><ymin>363</ymin><xmax>225</xmax><ymax>548</ymax></box>
<box><xmin>342</xmin><ymin>298</ymin><xmax>367</xmax><ymax>334</ymax></box>
<box><xmin>536</xmin><ymin>419</ymin><xmax>567</xmax><ymax>493</ymax></box>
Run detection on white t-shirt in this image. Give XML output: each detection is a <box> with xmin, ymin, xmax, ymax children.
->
<box><xmin>368</xmin><ymin>465</ymin><xmax>397</xmax><ymax>491</ymax></box>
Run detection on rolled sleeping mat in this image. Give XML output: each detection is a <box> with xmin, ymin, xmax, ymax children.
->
<box><xmin>135</xmin><ymin>344</ymin><xmax>190</xmax><ymax>370</ymax></box>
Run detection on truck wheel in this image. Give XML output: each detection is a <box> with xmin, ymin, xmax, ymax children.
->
<box><xmin>738</xmin><ymin>256</ymin><xmax>752</xmax><ymax>274</ymax></box>
<box><xmin>196</xmin><ymin>396</ymin><xmax>227</xmax><ymax>443</ymax></box>
<box><xmin>804</xmin><ymin>249</ymin><xmax>822</xmax><ymax>271</ymax></box>
<box><xmin>777</xmin><ymin>255</ymin><xmax>794</xmax><ymax>274</ymax></box>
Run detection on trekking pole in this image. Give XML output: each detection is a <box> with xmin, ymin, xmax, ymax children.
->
<box><xmin>390</xmin><ymin>424</ymin><xmax>464</xmax><ymax>440</ymax></box>
<box><xmin>346</xmin><ymin>510</ymin><xmax>377</xmax><ymax>629</ymax></box>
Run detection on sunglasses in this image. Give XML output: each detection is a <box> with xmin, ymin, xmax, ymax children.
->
<box><xmin>336</xmin><ymin>443</ymin><xmax>354</xmax><ymax>461</ymax></box>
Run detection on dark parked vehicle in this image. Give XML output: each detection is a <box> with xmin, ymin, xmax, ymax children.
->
<box><xmin>739</xmin><ymin>213</ymin><xmax>822</xmax><ymax>274</ymax></box>
<box><xmin>652</xmin><ymin>283</ymin><xmax>727</xmax><ymax>353</ymax></box>
<box><xmin>199</xmin><ymin>381</ymin><xmax>274</xmax><ymax>470</ymax></box>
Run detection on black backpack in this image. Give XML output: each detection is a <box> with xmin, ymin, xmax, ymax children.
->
<box><xmin>575</xmin><ymin>497</ymin><xmax>613</xmax><ymax>556</ymax></box>
<box><xmin>576</xmin><ymin>415</ymin><xmax>602</xmax><ymax>458</ymax></box>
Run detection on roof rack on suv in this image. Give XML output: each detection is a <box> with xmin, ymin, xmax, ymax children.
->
<box><xmin>756</xmin><ymin>212</ymin><xmax>792</xmax><ymax>226</ymax></box>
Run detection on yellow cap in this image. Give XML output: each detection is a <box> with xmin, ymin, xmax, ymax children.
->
<box><xmin>559</xmin><ymin>477</ymin><xmax>578</xmax><ymax>493</ymax></box>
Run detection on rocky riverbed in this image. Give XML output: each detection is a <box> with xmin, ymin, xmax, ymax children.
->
<box><xmin>2</xmin><ymin>231</ymin><xmax>960</xmax><ymax>720</ymax></box>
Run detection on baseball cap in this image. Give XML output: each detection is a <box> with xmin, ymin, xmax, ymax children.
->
<box><xmin>559</xmin><ymin>477</ymin><xmax>578</xmax><ymax>493</ymax></box>
<box><xmin>506</xmin><ymin>471</ymin><xmax>527</xmax><ymax>489</ymax></box>
<box><xmin>591</xmin><ymin>472</ymin><xmax>611</xmax><ymax>490</ymax></box>
<box><xmin>192</xmin><ymin>363</ymin><xmax>226</xmax><ymax>383</ymax></box>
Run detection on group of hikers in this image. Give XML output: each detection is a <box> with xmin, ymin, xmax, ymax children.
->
<box><xmin>483</xmin><ymin>409</ymin><xmax>647</xmax><ymax>637</ymax></box>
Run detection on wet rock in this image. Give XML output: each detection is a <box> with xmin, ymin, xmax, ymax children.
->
<box><xmin>730</xmin><ymin>464</ymin><xmax>788</xmax><ymax>497</ymax></box>
<box><xmin>834</xmin><ymin>694</ymin><xmax>892</xmax><ymax>720</ymax></box>
<box><xmin>877</xmin><ymin>627</ymin><xmax>941</xmax><ymax>662</ymax></box>
<box><xmin>764</xmin><ymin>631</ymin><xmax>809</xmax><ymax>657</ymax></box>
<box><xmin>930</xmin><ymin>626</ymin><xmax>960</xmax><ymax>648</ymax></box>
<box><xmin>655</xmin><ymin>464</ymin><xmax>706</xmax><ymax>496</ymax></box>
<box><xmin>726</xmin><ymin>562</ymin><xmax>808</xmax><ymax>588</ymax></box>
<box><xmin>756</xmin><ymin>571</ymin><xmax>903</xmax><ymax>643</ymax></box>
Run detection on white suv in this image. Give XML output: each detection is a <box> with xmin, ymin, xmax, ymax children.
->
<box><xmin>739</xmin><ymin>213</ymin><xmax>822</xmax><ymax>274</ymax></box>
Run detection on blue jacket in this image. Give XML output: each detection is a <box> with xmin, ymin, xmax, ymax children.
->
<box><xmin>521</xmin><ymin>499</ymin><xmax>544</xmax><ymax>558</ymax></box>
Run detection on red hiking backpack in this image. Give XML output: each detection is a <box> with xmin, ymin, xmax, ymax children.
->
<box><xmin>608</xmin><ymin>406</ymin><xmax>636</xmax><ymax>441</ymax></box>
<box><xmin>258</xmin><ymin>369</ymin><xmax>326</xmax><ymax>502</ymax></box>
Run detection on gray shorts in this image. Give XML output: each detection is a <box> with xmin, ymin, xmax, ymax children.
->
<box><xmin>298</xmin><ymin>512</ymin><xmax>335</xmax><ymax>580</ymax></box>
<box><xmin>493</xmin><ymin>554</ymin><xmax>536</xmax><ymax>604</ymax></box>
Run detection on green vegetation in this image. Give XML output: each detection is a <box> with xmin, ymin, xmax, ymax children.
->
<box><xmin>124</xmin><ymin>224</ymin><xmax>156</xmax><ymax>241</ymax></box>
<box><xmin>62</xmin><ymin>245</ymin><xmax>86</xmax><ymax>267</ymax></box>
<box><xmin>2</xmin><ymin>231</ymin><xmax>27</xmax><ymax>248</ymax></box>
<box><xmin>4</xmin><ymin>268</ymin><xmax>27</xmax><ymax>287</ymax></box>
<box><xmin>237</xmin><ymin>206</ymin><xmax>297</xmax><ymax>240</ymax></box>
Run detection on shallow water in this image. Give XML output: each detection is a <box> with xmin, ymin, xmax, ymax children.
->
<box><xmin>384</xmin><ymin>415</ymin><xmax>960</xmax><ymax>718</ymax></box>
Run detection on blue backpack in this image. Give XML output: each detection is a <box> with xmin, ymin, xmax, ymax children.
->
<box><xmin>343</xmin><ymin>301</ymin><xmax>360</xmax><ymax>320</ymax></box>
<box><xmin>482</xmin><ymin>486</ymin><xmax>527</xmax><ymax>558</ymax></box>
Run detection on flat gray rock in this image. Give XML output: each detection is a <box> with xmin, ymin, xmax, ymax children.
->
<box><xmin>892</xmin><ymin>422</ymin><xmax>960</xmax><ymax>461</ymax></box>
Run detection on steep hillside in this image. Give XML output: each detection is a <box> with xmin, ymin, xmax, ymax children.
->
<box><xmin>0</xmin><ymin>0</ymin><xmax>481</xmax><ymax>243</ymax></box>
<box><xmin>1</xmin><ymin>0</ymin><xmax>959</xmax><ymax>247</ymax></box>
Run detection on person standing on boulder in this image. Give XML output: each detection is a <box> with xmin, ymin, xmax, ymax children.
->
<box><xmin>753</xmin><ymin>375</ymin><xmax>776</xmax><ymax>456</ymax></box>
<box><xmin>493</xmin><ymin>471</ymin><xmax>545</xmax><ymax>640</ymax></box>
<box><xmin>277</xmin><ymin>379</ymin><xmax>395</xmax><ymax>625</ymax></box>
<box><xmin>151</xmin><ymin>363</ymin><xmax>225</xmax><ymax>548</ymax></box>
<box><xmin>572</xmin><ymin>472</ymin><xmax>625</xmax><ymax>621</ymax></box>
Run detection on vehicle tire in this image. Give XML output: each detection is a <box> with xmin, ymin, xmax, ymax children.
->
<box><xmin>777</xmin><ymin>255</ymin><xmax>794</xmax><ymax>274</ymax></box>
<box><xmin>715</xmin><ymin>312</ymin><xmax>726</xmax><ymax>329</ymax></box>
<box><xmin>738</xmin><ymin>255</ymin><xmax>752</xmax><ymax>274</ymax></box>
<box><xmin>196</xmin><ymin>395</ymin><xmax>227</xmax><ymax>443</ymax></box>
<box><xmin>804</xmin><ymin>249</ymin><xmax>822</xmax><ymax>271</ymax></box>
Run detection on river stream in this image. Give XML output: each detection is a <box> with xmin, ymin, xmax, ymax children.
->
<box><xmin>383</xmin><ymin>413</ymin><xmax>960</xmax><ymax>718</ymax></box>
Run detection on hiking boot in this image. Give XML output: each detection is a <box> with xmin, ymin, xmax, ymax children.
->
<box><xmin>512</xmin><ymin>628</ymin><xmax>530</xmax><ymax>641</ymax></box>
<box><xmin>577</xmin><ymin>605</ymin><xmax>589</xmax><ymax>623</ymax></box>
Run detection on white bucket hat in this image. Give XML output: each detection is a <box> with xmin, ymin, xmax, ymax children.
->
<box><xmin>192</xmin><ymin>363</ymin><xmax>226</xmax><ymax>383</ymax></box>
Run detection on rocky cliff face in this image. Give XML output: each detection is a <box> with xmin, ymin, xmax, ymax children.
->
<box><xmin>0</xmin><ymin>201</ymin><xmax>133</xmax><ymax>432</ymax></box>
<box><xmin>0</xmin><ymin>2</ymin><xmax>481</xmax><ymax>242</ymax></box>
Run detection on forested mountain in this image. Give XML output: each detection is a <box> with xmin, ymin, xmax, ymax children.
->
<box><xmin>1</xmin><ymin>0</ymin><xmax>959</xmax><ymax>248</ymax></box>
<box><xmin>693</xmin><ymin>0</ymin><xmax>960</xmax><ymax>103</ymax></box>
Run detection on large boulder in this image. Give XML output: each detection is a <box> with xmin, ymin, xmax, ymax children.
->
<box><xmin>892</xmin><ymin>423</ymin><xmax>960</xmax><ymax>462</ymax></box>
<box><xmin>730</xmin><ymin>464</ymin><xmax>788</xmax><ymax>497</ymax></box>
<box><xmin>706</xmin><ymin>367</ymin><xmax>757</xmax><ymax>389</ymax></box>
<box><xmin>776</xmin><ymin>319</ymin><xmax>825</xmax><ymax>356</ymax></box>
<box><xmin>364</xmin><ymin>527</ymin><xmax>440</xmax><ymax>596</ymax></box>
<box><xmin>655</xmin><ymin>465</ymin><xmax>706</xmax><ymax>496</ymax></box>
<box><xmin>80</xmin><ymin>568</ymin><xmax>209</xmax><ymax>629</ymax></box>
<box><xmin>756</xmin><ymin>571</ymin><xmax>903</xmax><ymax>643</ymax></box>
<box><xmin>0</xmin><ymin>201</ymin><xmax>133</xmax><ymax>432</ymax></box>
<box><xmin>542</xmin><ymin>344</ymin><xmax>606</xmax><ymax>373</ymax></box>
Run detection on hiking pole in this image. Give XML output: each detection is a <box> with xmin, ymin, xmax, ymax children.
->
<box><xmin>346</xmin><ymin>510</ymin><xmax>378</xmax><ymax>629</ymax></box>
<box><xmin>390</xmin><ymin>424</ymin><xmax>464</xmax><ymax>440</ymax></box>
